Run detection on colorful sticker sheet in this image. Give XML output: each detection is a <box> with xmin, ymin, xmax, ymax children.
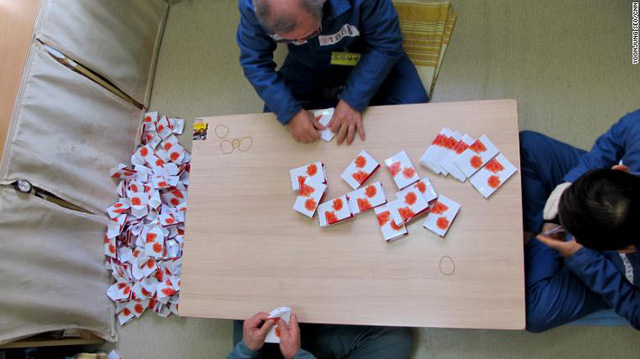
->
<box><xmin>105</xmin><ymin>111</ymin><xmax>188</xmax><ymax>325</ymax></box>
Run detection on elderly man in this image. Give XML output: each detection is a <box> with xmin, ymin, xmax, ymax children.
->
<box><xmin>237</xmin><ymin>0</ymin><xmax>429</xmax><ymax>145</ymax></box>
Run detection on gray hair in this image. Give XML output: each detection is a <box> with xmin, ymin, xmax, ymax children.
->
<box><xmin>253</xmin><ymin>0</ymin><xmax>324</xmax><ymax>35</ymax></box>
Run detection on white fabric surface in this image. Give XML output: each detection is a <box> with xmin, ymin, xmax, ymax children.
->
<box><xmin>0</xmin><ymin>187</ymin><xmax>116</xmax><ymax>345</ymax></box>
<box><xmin>35</xmin><ymin>0</ymin><xmax>169</xmax><ymax>105</ymax></box>
<box><xmin>0</xmin><ymin>41</ymin><xmax>142</xmax><ymax>215</ymax></box>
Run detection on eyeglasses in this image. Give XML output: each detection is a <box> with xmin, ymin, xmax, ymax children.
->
<box><xmin>270</xmin><ymin>26</ymin><xmax>322</xmax><ymax>45</ymax></box>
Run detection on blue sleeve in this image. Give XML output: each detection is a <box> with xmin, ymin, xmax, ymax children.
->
<box><xmin>236</xmin><ymin>0</ymin><xmax>303</xmax><ymax>125</ymax></box>
<box><xmin>340</xmin><ymin>0</ymin><xmax>404</xmax><ymax>112</ymax></box>
<box><xmin>565</xmin><ymin>248</ymin><xmax>640</xmax><ymax>329</ymax></box>
<box><xmin>563</xmin><ymin>112</ymin><xmax>634</xmax><ymax>182</ymax></box>
<box><xmin>226</xmin><ymin>341</ymin><xmax>260</xmax><ymax>359</ymax></box>
<box><xmin>295</xmin><ymin>349</ymin><xmax>317</xmax><ymax>358</ymax></box>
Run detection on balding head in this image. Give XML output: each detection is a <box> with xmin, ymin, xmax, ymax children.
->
<box><xmin>253</xmin><ymin>0</ymin><xmax>324</xmax><ymax>37</ymax></box>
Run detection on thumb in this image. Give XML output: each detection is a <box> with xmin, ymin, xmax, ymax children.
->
<box><xmin>258</xmin><ymin>319</ymin><xmax>275</xmax><ymax>337</ymax></box>
<box><xmin>312</xmin><ymin>118</ymin><xmax>325</xmax><ymax>131</ymax></box>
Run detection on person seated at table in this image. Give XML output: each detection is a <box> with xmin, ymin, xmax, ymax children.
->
<box><xmin>237</xmin><ymin>0</ymin><xmax>429</xmax><ymax>145</ymax></box>
<box><xmin>227</xmin><ymin>310</ymin><xmax>412</xmax><ymax>359</ymax></box>
<box><xmin>519</xmin><ymin>109</ymin><xmax>640</xmax><ymax>332</ymax></box>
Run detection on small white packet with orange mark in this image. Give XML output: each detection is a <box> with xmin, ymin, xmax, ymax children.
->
<box><xmin>423</xmin><ymin>195</ymin><xmax>461</xmax><ymax>237</ymax></box>
<box><xmin>385</xmin><ymin>151</ymin><xmax>420</xmax><ymax>190</ymax></box>
<box><xmin>374</xmin><ymin>203</ymin><xmax>407</xmax><ymax>242</ymax></box>
<box><xmin>341</xmin><ymin>150</ymin><xmax>380</xmax><ymax>190</ymax></box>
<box><xmin>289</xmin><ymin>162</ymin><xmax>326</xmax><ymax>191</ymax></box>
<box><xmin>469</xmin><ymin>153</ymin><xmax>517</xmax><ymax>198</ymax></box>
<box><xmin>317</xmin><ymin>195</ymin><xmax>353</xmax><ymax>227</ymax></box>
<box><xmin>265</xmin><ymin>306</ymin><xmax>292</xmax><ymax>344</ymax></box>
<box><xmin>346</xmin><ymin>181</ymin><xmax>386</xmax><ymax>215</ymax></box>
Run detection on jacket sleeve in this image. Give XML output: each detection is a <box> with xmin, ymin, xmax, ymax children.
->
<box><xmin>564</xmin><ymin>248</ymin><xmax>640</xmax><ymax>329</ymax></box>
<box><xmin>226</xmin><ymin>341</ymin><xmax>260</xmax><ymax>359</ymax></box>
<box><xmin>236</xmin><ymin>0</ymin><xmax>303</xmax><ymax>124</ymax></box>
<box><xmin>563</xmin><ymin>112</ymin><xmax>636</xmax><ymax>182</ymax></box>
<box><xmin>340</xmin><ymin>0</ymin><xmax>404</xmax><ymax>112</ymax></box>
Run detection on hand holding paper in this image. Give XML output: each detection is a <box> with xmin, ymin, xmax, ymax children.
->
<box><xmin>243</xmin><ymin>311</ymin><xmax>275</xmax><ymax>351</ymax></box>
<box><xmin>287</xmin><ymin>109</ymin><xmax>323</xmax><ymax>143</ymax></box>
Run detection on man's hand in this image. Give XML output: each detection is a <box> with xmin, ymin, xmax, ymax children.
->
<box><xmin>329</xmin><ymin>100</ymin><xmax>365</xmax><ymax>145</ymax></box>
<box><xmin>537</xmin><ymin>231</ymin><xmax>583</xmax><ymax>258</ymax></box>
<box><xmin>287</xmin><ymin>109</ymin><xmax>324</xmax><ymax>143</ymax></box>
<box><xmin>278</xmin><ymin>314</ymin><xmax>301</xmax><ymax>359</ymax></box>
<box><xmin>243</xmin><ymin>311</ymin><xmax>275</xmax><ymax>352</ymax></box>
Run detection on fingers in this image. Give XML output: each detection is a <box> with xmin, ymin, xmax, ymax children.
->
<box><xmin>328</xmin><ymin>115</ymin><xmax>339</xmax><ymax>133</ymax></box>
<box><xmin>288</xmin><ymin>314</ymin><xmax>299</xmax><ymax>333</ymax></box>
<box><xmin>346</xmin><ymin>124</ymin><xmax>355</xmax><ymax>145</ymax></box>
<box><xmin>337</xmin><ymin>122</ymin><xmax>348</xmax><ymax>145</ymax></box>
<box><xmin>357</xmin><ymin>120</ymin><xmax>366</xmax><ymax>141</ymax></box>
<box><xmin>277</xmin><ymin>319</ymin><xmax>290</xmax><ymax>340</ymax></box>
<box><xmin>312</xmin><ymin>117</ymin><xmax>325</xmax><ymax>131</ymax></box>
<box><xmin>257</xmin><ymin>319</ymin><xmax>275</xmax><ymax>337</ymax></box>
<box><xmin>246</xmin><ymin>311</ymin><xmax>269</xmax><ymax>328</ymax></box>
<box><xmin>537</xmin><ymin>235</ymin><xmax>562</xmax><ymax>250</ymax></box>
<box><xmin>612</xmin><ymin>164</ymin><xmax>631</xmax><ymax>173</ymax></box>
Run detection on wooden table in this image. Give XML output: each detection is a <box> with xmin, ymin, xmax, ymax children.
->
<box><xmin>180</xmin><ymin>100</ymin><xmax>525</xmax><ymax>330</ymax></box>
<box><xmin>0</xmin><ymin>0</ymin><xmax>41</xmax><ymax>159</ymax></box>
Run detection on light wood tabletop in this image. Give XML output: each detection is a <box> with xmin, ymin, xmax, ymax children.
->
<box><xmin>180</xmin><ymin>99</ymin><xmax>525</xmax><ymax>330</ymax></box>
<box><xmin>0</xmin><ymin>0</ymin><xmax>41</xmax><ymax>159</ymax></box>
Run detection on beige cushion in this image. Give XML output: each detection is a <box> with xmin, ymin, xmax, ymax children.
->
<box><xmin>0</xmin><ymin>187</ymin><xmax>116</xmax><ymax>345</ymax></box>
<box><xmin>35</xmin><ymin>0</ymin><xmax>169</xmax><ymax>105</ymax></box>
<box><xmin>0</xmin><ymin>41</ymin><xmax>141</xmax><ymax>215</ymax></box>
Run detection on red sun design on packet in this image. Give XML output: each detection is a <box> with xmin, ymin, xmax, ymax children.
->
<box><xmin>325</xmin><ymin>211</ymin><xmax>339</xmax><ymax>224</ymax></box>
<box><xmin>377</xmin><ymin>211</ymin><xmax>390</xmax><ymax>226</ymax></box>
<box><xmin>357</xmin><ymin>198</ymin><xmax>372</xmax><ymax>212</ymax></box>
<box><xmin>470</xmin><ymin>155</ymin><xmax>483</xmax><ymax>169</ymax></box>
<box><xmin>140</xmin><ymin>147</ymin><xmax>149</xmax><ymax>157</ymax></box>
<box><xmin>365</xmin><ymin>185</ymin><xmax>377</xmax><ymax>198</ymax></box>
<box><xmin>402</xmin><ymin>167</ymin><xmax>416</xmax><ymax>179</ymax></box>
<box><xmin>170</xmin><ymin>152</ymin><xmax>181</xmax><ymax>161</ymax></box>
<box><xmin>146</xmin><ymin>233</ymin><xmax>157</xmax><ymax>244</ymax></box>
<box><xmin>297</xmin><ymin>176</ymin><xmax>306</xmax><ymax>188</ymax></box>
<box><xmin>430</xmin><ymin>201</ymin><xmax>449</xmax><ymax>215</ymax></box>
<box><xmin>389</xmin><ymin>162</ymin><xmax>402</xmax><ymax>176</ymax></box>
<box><xmin>352</xmin><ymin>170</ymin><xmax>368</xmax><ymax>184</ymax></box>
<box><xmin>404</xmin><ymin>192</ymin><xmax>417</xmax><ymax>205</ymax></box>
<box><xmin>131</xmin><ymin>197</ymin><xmax>142</xmax><ymax>206</ymax></box>
<box><xmin>390</xmin><ymin>220</ymin><xmax>403</xmax><ymax>231</ymax></box>
<box><xmin>456</xmin><ymin>143</ymin><xmax>469</xmax><ymax>154</ymax></box>
<box><xmin>153</xmin><ymin>243</ymin><xmax>163</xmax><ymax>253</ymax></box>
<box><xmin>398</xmin><ymin>207</ymin><xmax>415</xmax><ymax>222</ymax></box>
<box><xmin>298</xmin><ymin>184</ymin><xmax>315</xmax><ymax>197</ymax></box>
<box><xmin>333</xmin><ymin>198</ymin><xmax>344</xmax><ymax>211</ymax></box>
<box><xmin>304</xmin><ymin>198</ymin><xmax>317</xmax><ymax>211</ymax></box>
<box><xmin>488</xmin><ymin>175</ymin><xmax>502</xmax><ymax>189</ymax></box>
<box><xmin>436</xmin><ymin>216</ymin><xmax>450</xmax><ymax>230</ymax></box>
<box><xmin>485</xmin><ymin>159</ymin><xmax>504</xmax><ymax>173</ymax></box>
<box><xmin>355</xmin><ymin>155</ymin><xmax>367</xmax><ymax>168</ymax></box>
<box><xmin>470</xmin><ymin>140</ymin><xmax>487</xmax><ymax>153</ymax></box>
<box><xmin>306</xmin><ymin>163</ymin><xmax>318</xmax><ymax>176</ymax></box>
<box><xmin>134</xmin><ymin>303</ymin><xmax>144</xmax><ymax>314</ymax></box>
<box><xmin>123</xmin><ymin>308</ymin><xmax>131</xmax><ymax>316</ymax></box>
<box><xmin>415</xmin><ymin>181</ymin><xmax>427</xmax><ymax>193</ymax></box>
<box><xmin>163</xmin><ymin>143</ymin><xmax>172</xmax><ymax>151</ymax></box>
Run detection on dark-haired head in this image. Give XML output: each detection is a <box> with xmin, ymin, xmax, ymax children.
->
<box><xmin>558</xmin><ymin>169</ymin><xmax>640</xmax><ymax>251</ymax></box>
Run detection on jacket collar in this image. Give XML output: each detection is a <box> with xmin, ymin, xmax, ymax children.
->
<box><xmin>325</xmin><ymin>0</ymin><xmax>351</xmax><ymax>20</ymax></box>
